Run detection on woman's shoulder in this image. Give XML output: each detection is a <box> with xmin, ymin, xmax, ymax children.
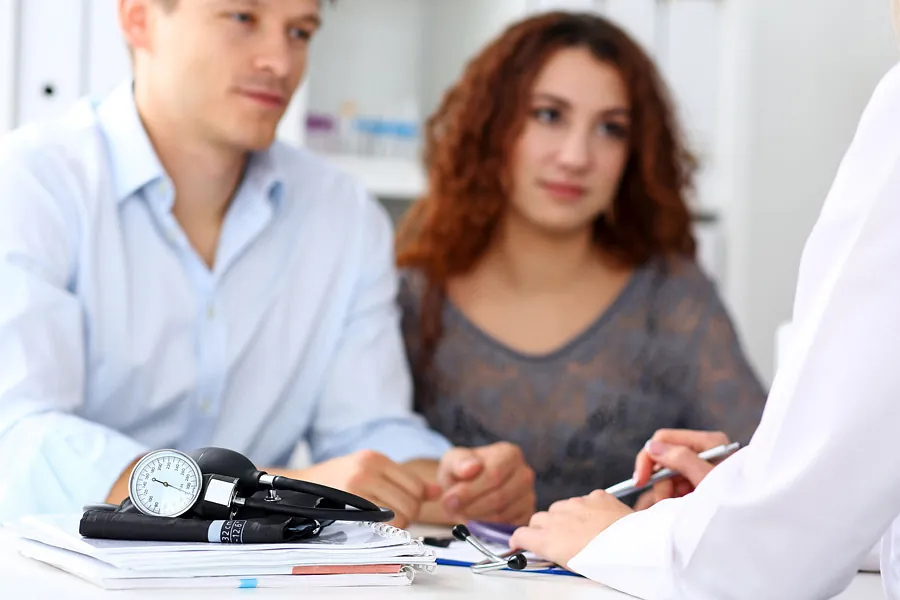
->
<box><xmin>397</xmin><ymin>267</ymin><xmax>428</xmax><ymax>298</ymax></box>
<box><xmin>396</xmin><ymin>267</ymin><xmax>432</xmax><ymax>320</ymax></box>
<box><xmin>640</xmin><ymin>254</ymin><xmax>727</xmax><ymax>318</ymax></box>
<box><xmin>644</xmin><ymin>254</ymin><xmax>716</xmax><ymax>294</ymax></box>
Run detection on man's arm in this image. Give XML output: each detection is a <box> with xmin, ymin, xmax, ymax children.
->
<box><xmin>0</xmin><ymin>149</ymin><xmax>147</xmax><ymax>520</ymax></box>
<box><xmin>305</xmin><ymin>191</ymin><xmax>452</xmax><ymax>465</ymax></box>
<box><xmin>291</xmin><ymin>190</ymin><xmax>450</xmax><ymax>526</ymax></box>
<box><xmin>514</xmin><ymin>63</ymin><xmax>900</xmax><ymax>599</ymax></box>
<box><xmin>302</xmin><ymin>188</ymin><xmax>535</xmax><ymax>526</ymax></box>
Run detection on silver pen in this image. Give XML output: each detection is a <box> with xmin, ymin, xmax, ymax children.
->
<box><xmin>605</xmin><ymin>441</ymin><xmax>742</xmax><ymax>499</ymax></box>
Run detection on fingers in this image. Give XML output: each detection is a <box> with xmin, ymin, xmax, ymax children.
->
<box><xmin>674</xmin><ymin>478</ymin><xmax>694</xmax><ymax>498</ymax></box>
<box><xmin>442</xmin><ymin>442</ymin><xmax>528</xmax><ymax>512</ymax></box>
<box><xmin>442</xmin><ymin>465</ymin><xmax>515</xmax><ymax>515</ymax></box>
<box><xmin>424</xmin><ymin>482</ymin><xmax>443</xmax><ymax>502</ymax></box>
<box><xmin>651</xmin><ymin>478</ymin><xmax>675</xmax><ymax>503</ymax></box>
<box><xmin>633</xmin><ymin>429</ymin><xmax>729</xmax><ymax>485</ymax></box>
<box><xmin>649</xmin><ymin>429</ymin><xmax>730</xmax><ymax>452</ymax></box>
<box><xmin>375</xmin><ymin>497</ymin><xmax>410</xmax><ymax>529</ymax></box>
<box><xmin>509</xmin><ymin>523</ymin><xmax>547</xmax><ymax>555</ymax></box>
<box><xmin>365</xmin><ymin>481</ymin><xmax>420</xmax><ymax>525</ymax></box>
<box><xmin>381</xmin><ymin>460</ymin><xmax>427</xmax><ymax>500</ymax></box>
<box><xmin>344</xmin><ymin>451</ymin><xmax>429</xmax><ymax>526</ymax></box>
<box><xmin>646</xmin><ymin>442</ymin><xmax>715</xmax><ymax>487</ymax></box>
<box><xmin>510</xmin><ymin>491</ymin><xmax>632</xmax><ymax>569</ymax></box>
<box><xmin>436</xmin><ymin>447</ymin><xmax>484</xmax><ymax>488</ymax></box>
<box><xmin>451</xmin><ymin>465</ymin><xmax>536</xmax><ymax>523</ymax></box>
<box><xmin>632</xmin><ymin>490</ymin><xmax>656</xmax><ymax>511</ymax></box>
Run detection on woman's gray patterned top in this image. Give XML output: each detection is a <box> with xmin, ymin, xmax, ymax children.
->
<box><xmin>399</xmin><ymin>257</ymin><xmax>767</xmax><ymax>510</ymax></box>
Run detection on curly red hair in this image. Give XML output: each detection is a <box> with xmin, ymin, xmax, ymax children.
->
<box><xmin>396</xmin><ymin>11</ymin><xmax>698</xmax><ymax>374</ymax></box>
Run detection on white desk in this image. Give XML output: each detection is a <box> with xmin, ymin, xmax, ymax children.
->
<box><xmin>0</xmin><ymin>529</ymin><xmax>885</xmax><ymax>600</ymax></box>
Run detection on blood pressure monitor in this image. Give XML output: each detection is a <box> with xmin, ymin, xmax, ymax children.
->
<box><xmin>127</xmin><ymin>449</ymin><xmax>204</xmax><ymax>518</ymax></box>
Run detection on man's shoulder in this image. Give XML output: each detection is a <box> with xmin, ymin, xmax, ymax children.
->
<box><xmin>0</xmin><ymin>99</ymin><xmax>107</xmax><ymax>199</ymax></box>
<box><xmin>266</xmin><ymin>142</ymin><xmax>384</xmax><ymax>215</ymax></box>
<box><xmin>268</xmin><ymin>142</ymin><xmax>361</xmax><ymax>193</ymax></box>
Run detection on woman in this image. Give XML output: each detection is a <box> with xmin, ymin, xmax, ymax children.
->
<box><xmin>509</xmin><ymin>31</ymin><xmax>900</xmax><ymax>600</ymax></box>
<box><xmin>395</xmin><ymin>11</ymin><xmax>767</xmax><ymax>515</ymax></box>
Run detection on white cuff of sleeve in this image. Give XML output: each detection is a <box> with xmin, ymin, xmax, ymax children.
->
<box><xmin>567</xmin><ymin>499</ymin><xmax>681</xmax><ymax>600</ymax></box>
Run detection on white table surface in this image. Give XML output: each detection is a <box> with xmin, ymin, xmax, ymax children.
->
<box><xmin>0</xmin><ymin>528</ymin><xmax>886</xmax><ymax>600</ymax></box>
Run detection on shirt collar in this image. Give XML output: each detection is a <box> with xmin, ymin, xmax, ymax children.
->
<box><xmin>96</xmin><ymin>81</ymin><xmax>286</xmax><ymax>210</ymax></box>
<box><xmin>96</xmin><ymin>82</ymin><xmax>164</xmax><ymax>204</ymax></box>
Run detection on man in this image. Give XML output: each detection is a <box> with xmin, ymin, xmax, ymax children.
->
<box><xmin>0</xmin><ymin>0</ymin><xmax>535</xmax><ymax>528</ymax></box>
<box><xmin>511</xmin><ymin>59</ymin><xmax>900</xmax><ymax>598</ymax></box>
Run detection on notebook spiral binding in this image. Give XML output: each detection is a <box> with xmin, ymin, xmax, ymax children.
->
<box><xmin>353</xmin><ymin>522</ymin><xmax>436</xmax><ymax>572</ymax></box>
<box><xmin>354</xmin><ymin>521</ymin><xmax>412</xmax><ymax>543</ymax></box>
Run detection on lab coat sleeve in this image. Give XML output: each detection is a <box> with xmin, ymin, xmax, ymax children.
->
<box><xmin>0</xmin><ymin>148</ymin><xmax>148</xmax><ymax>520</ymax></box>
<box><xmin>567</xmin><ymin>61</ymin><xmax>900</xmax><ymax>600</ymax></box>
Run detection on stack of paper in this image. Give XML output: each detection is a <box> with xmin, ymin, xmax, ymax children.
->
<box><xmin>4</xmin><ymin>514</ymin><xmax>435</xmax><ymax>590</ymax></box>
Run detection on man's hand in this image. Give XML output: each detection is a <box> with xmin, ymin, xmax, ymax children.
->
<box><xmin>105</xmin><ymin>455</ymin><xmax>145</xmax><ymax>505</ymax></box>
<box><xmin>274</xmin><ymin>450</ymin><xmax>440</xmax><ymax>529</ymax></box>
<box><xmin>509</xmin><ymin>491</ymin><xmax>632</xmax><ymax>568</ymax></box>
<box><xmin>438</xmin><ymin>442</ymin><xmax>536</xmax><ymax>525</ymax></box>
<box><xmin>631</xmin><ymin>429</ymin><xmax>730</xmax><ymax>509</ymax></box>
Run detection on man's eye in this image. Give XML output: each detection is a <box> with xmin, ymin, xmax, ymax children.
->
<box><xmin>229</xmin><ymin>12</ymin><xmax>254</xmax><ymax>25</ymax></box>
<box><xmin>289</xmin><ymin>28</ymin><xmax>312</xmax><ymax>41</ymax></box>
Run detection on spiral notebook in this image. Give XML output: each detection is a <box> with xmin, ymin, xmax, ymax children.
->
<box><xmin>4</xmin><ymin>514</ymin><xmax>434</xmax><ymax>589</ymax></box>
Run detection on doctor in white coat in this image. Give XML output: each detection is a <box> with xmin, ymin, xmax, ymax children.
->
<box><xmin>511</xmin><ymin>12</ymin><xmax>900</xmax><ymax>600</ymax></box>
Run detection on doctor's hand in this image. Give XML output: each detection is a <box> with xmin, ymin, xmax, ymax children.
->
<box><xmin>510</xmin><ymin>491</ymin><xmax>633</xmax><ymax>569</ymax></box>
<box><xmin>437</xmin><ymin>442</ymin><xmax>536</xmax><ymax>525</ymax></box>
<box><xmin>631</xmin><ymin>429</ymin><xmax>730</xmax><ymax>510</ymax></box>
<box><xmin>271</xmin><ymin>450</ymin><xmax>441</xmax><ymax>529</ymax></box>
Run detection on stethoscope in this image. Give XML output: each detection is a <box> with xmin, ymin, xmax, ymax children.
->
<box><xmin>451</xmin><ymin>524</ymin><xmax>558</xmax><ymax>573</ymax></box>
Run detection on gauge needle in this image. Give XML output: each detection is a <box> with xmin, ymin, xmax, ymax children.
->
<box><xmin>152</xmin><ymin>477</ymin><xmax>191</xmax><ymax>494</ymax></box>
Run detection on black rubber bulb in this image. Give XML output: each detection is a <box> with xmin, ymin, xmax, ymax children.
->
<box><xmin>188</xmin><ymin>447</ymin><xmax>264</xmax><ymax>495</ymax></box>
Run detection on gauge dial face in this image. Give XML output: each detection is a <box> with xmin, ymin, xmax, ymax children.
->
<box><xmin>128</xmin><ymin>449</ymin><xmax>203</xmax><ymax>517</ymax></box>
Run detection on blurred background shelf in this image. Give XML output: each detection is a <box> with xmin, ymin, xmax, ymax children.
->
<box><xmin>323</xmin><ymin>154</ymin><xmax>426</xmax><ymax>201</ymax></box>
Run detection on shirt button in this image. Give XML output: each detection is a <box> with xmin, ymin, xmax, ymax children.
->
<box><xmin>206</xmin><ymin>304</ymin><xmax>215</xmax><ymax>320</ymax></box>
<box><xmin>201</xmin><ymin>398</ymin><xmax>212</xmax><ymax>414</ymax></box>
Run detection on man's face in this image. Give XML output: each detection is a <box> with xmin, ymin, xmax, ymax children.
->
<box><xmin>127</xmin><ymin>0</ymin><xmax>321</xmax><ymax>151</ymax></box>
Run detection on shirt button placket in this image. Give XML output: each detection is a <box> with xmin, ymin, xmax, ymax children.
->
<box><xmin>194</xmin><ymin>288</ymin><xmax>221</xmax><ymax>445</ymax></box>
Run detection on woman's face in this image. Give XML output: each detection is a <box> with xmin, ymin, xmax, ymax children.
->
<box><xmin>507</xmin><ymin>47</ymin><xmax>631</xmax><ymax>236</ymax></box>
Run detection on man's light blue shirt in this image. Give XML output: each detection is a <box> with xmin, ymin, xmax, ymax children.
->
<box><xmin>0</xmin><ymin>83</ymin><xmax>450</xmax><ymax>519</ymax></box>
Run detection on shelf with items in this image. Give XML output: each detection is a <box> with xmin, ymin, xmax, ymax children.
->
<box><xmin>323</xmin><ymin>154</ymin><xmax>426</xmax><ymax>201</ymax></box>
<box><xmin>302</xmin><ymin>0</ymin><xmax>539</xmax><ymax>202</ymax></box>
<box><xmin>303</xmin><ymin>0</ymin><xmax>726</xmax><ymax>209</ymax></box>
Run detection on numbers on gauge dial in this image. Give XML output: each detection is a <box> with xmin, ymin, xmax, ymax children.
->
<box><xmin>131</xmin><ymin>451</ymin><xmax>201</xmax><ymax>517</ymax></box>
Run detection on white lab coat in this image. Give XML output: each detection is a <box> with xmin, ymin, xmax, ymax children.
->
<box><xmin>567</xmin><ymin>61</ymin><xmax>900</xmax><ymax>599</ymax></box>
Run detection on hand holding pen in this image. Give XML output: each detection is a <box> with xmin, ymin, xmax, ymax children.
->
<box><xmin>612</xmin><ymin>430</ymin><xmax>739</xmax><ymax>508</ymax></box>
<box><xmin>510</xmin><ymin>432</ymin><xmax>743</xmax><ymax>570</ymax></box>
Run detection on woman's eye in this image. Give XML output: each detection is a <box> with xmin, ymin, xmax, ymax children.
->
<box><xmin>598</xmin><ymin>122</ymin><xmax>629</xmax><ymax>139</ymax></box>
<box><xmin>532</xmin><ymin>107</ymin><xmax>563</xmax><ymax>124</ymax></box>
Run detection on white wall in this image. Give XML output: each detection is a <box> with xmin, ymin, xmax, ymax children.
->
<box><xmin>307</xmin><ymin>0</ymin><xmax>426</xmax><ymax>120</ymax></box>
<box><xmin>0</xmin><ymin>0</ymin><xmax>17</xmax><ymax>134</ymax></box>
<box><xmin>420</xmin><ymin>0</ymin><xmax>530</xmax><ymax>116</ymax></box>
<box><xmin>85</xmin><ymin>0</ymin><xmax>130</xmax><ymax>99</ymax></box>
<box><xmin>737</xmin><ymin>0</ymin><xmax>898</xmax><ymax>383</ymax></box>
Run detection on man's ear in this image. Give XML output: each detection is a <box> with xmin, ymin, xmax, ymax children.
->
<box><xmin>118</xmin><ymin>0</ymin><xmax>153</xmax><ymax>55</ymax></box>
